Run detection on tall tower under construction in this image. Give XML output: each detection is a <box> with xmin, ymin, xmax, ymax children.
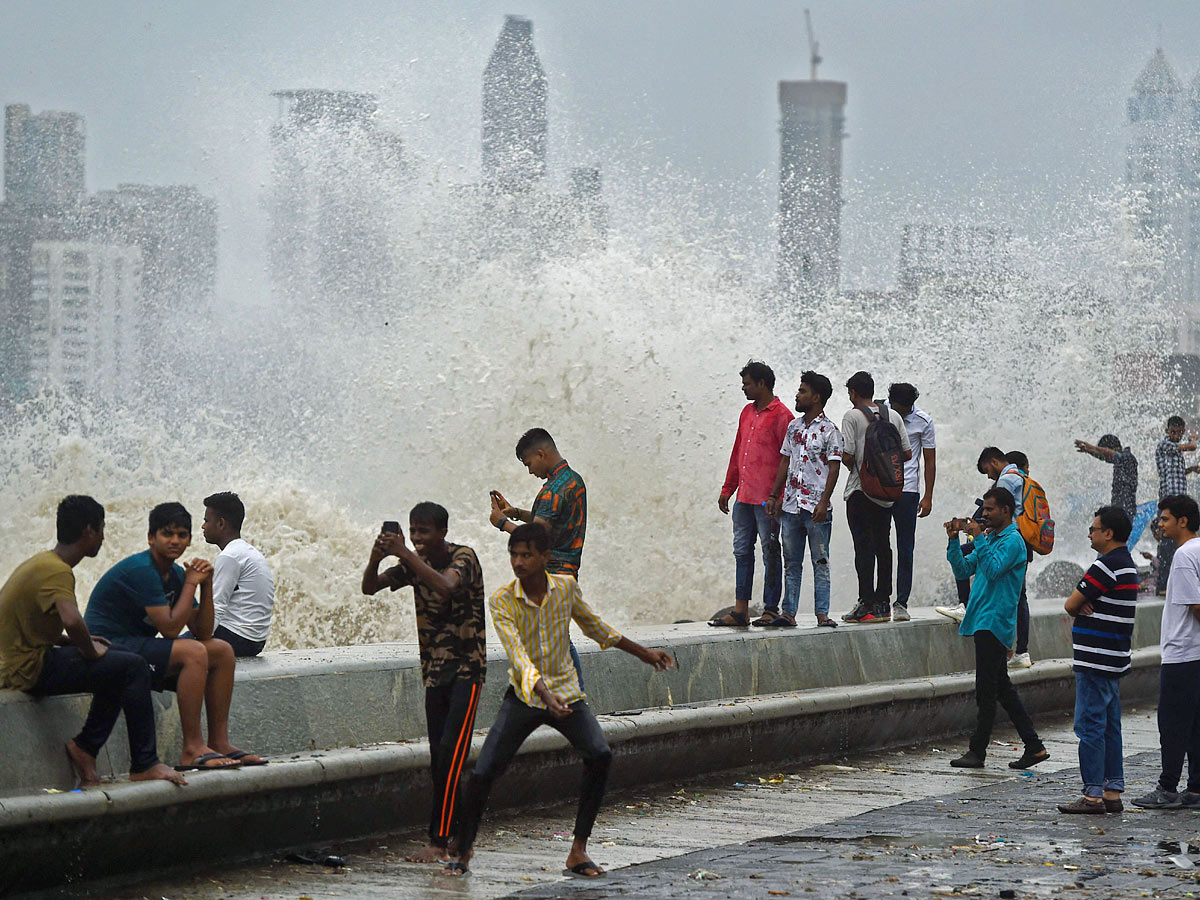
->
<box><xmin>482</xmin><ymin>15</ymin><xmax>547</xmax><ymax>192</ymax></box>
<box><xmin>777</xmin><ymin>20</ymin><xmax>846</xmax><ymax>302</ymax></box>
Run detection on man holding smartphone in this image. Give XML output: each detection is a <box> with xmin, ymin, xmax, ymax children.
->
<box><xmin>362</xmin><ymin>502</ymin><xmax>486</xmax><ymax>863</ymax></box>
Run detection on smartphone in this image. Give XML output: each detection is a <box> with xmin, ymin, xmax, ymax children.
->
<box><xmin>382</xmin><ymin>520</ymin><xmax>400</xmax><ymax>534</ymax></box>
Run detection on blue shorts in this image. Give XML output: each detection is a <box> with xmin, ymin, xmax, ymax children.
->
<box><xmin>108</xmin><ymin>636</ymin><xmax>192</xmax><ymax>692</ymax></box>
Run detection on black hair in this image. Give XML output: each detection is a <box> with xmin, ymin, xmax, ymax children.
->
<box><xmin>1005</xmin><ymin>450</ymin><xmax>1029</xmax><ymax>472</ymax></box>
<box><xmin>740</xmin><ymin>360</ymin><xmax>775</xmax><ymax>391</ymax></box>
<box><xmin>800</xmin><ymin>370</ymin><xmax>833</xmax><ymax>405</ymax></box>
<box><xmin>977</xmin><ymin>446</ymin><xmax>1006</xmax><ymax>469</ymax></box>
<box><xmin>508</xmin><ymin>522</ymin><xmax>549</xmax><ymax>552</ymax></box>
<box><xmin>1168</xmin><ymin>415</ymin><xmax>1186</xmax><ymax>429</ymax></box>
<box><xmin>56</xmin><ymin>495</ymin><xmax>104</xmax><ymax>544</ymax></box>
<box><xmin>888</xmin><ymin>382</ymin><xmax>919</xmax><ymax>407</ymax></box>
<box><xmin>1097</xmin><ymin>434</ymin><xmax>1122</xmax><ymax>451</ymax></box>
<box><xmin>203</xmin><ymin>491</ymin><xmax>245</xmax><ymax>531</ymax></box>
<box><xmin>409</xmin><ymin>501</ymin><xmax>449</xmax><ymax>531</ymax></box>
<box><xmin>845</xmin><ymin>370</ymin><xmax>874</xmax><ymax>397</ymax></box>
<box><xmin>983</xmin><ymin>486</ymin><xmax>1016</xmax><ymax>515</ymax></box>
<box><xmin>1159</xmin><ymin>494</ymin><xmax>1200</xmax><ymax>532</ymax></box>
<box><xmin>1094</xmin><ymin>505</ymin><xmax>1133</xmax><ymax>542</ymax></box>
<box><xmin>148</xmin><ymin>502</ymin><xmax>191</xmax><ymax>535</ymax></box>
<box><xmin>515</xmin><ymin>428</ymin><xmax>556</xmax><ymax>460</ymax></box>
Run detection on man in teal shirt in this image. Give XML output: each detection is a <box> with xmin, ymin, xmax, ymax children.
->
<box><xmin>945</xmin><ymin>487</ymin><xmax>1048</xmax><ymax>770</ymax></box>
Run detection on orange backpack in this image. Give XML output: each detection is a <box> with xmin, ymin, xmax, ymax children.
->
<box><xmin>1014</xmin><ymin>472</ymin><xmax>1055</xmax><ymax>555</ymax></box>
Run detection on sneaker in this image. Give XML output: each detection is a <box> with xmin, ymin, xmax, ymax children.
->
<box><xmin>1008</xmin><ymin>652</ymin><xmax>1033</xmax><ymax>669</ymax></box>
<box><xmin>842</xmin><ymin>602</ymin><xmax>869</xmax><ymax>623</ymax></box>
<box><xmin>892</xmin><ymin>604</ymin><xmax>911</xmax><ymax>622</ymax></box>
<box><xmin>1057</xmin><ymin>796</ymin><xmax>1107</xmax><ymax>815</ymax></box>
<box><xmin>1133</xmin><ymin>787</ymin><xmax>1182</xmax><ymax>809</ymax></box>
<box><xmin>935</xmin><ymin>603</ymin><xmax>966</xmax><ymax>623</ymax></box>
<box><xmin>1181</xmin><ymin>792</ymin><xmax>1200</xmax><ymax>808</ymax></box>
<box><xmin>854</xmin><ymin>606</ymin><xmax>891</xmax><ymax>624</ymax></box>
<box><xmin>950</xmin><ymin>751</ymin><xmax>985</xmax><ymax>768</ymax></box>
<box><xmin>1008</xmin><ymin>748</ymin><xmax>1049</xmax><ymax>769</ymax></box>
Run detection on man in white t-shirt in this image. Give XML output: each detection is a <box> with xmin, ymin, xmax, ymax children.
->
<box><xmin>1133</xmin><ymin>494</ymin><xmax>1200</xmax><ymax>809</ymax></box>
<box><xmin>201</xmin><ymin>492</ymin><xmax>275</xmax><ymax>657</ymax></box>
<box><xmin>885</xmin><ymin>383</ymin><xmax>936</xmax><ymax>622</ymax></box>
<box><xmin>840</xmin><ymin>371</ymin><xmax>912</xmax><ymax>625</ymax></box>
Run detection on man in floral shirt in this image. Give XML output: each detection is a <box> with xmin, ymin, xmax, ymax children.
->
<box><xmin>711</xmin><ymin>361</ymin><xmax>794</xmax><ymax>627</ymax></box>
<box><xmin>766</xmin><ymin>371</ymin><xmax>843</xmax><ymax>627</ymax></box>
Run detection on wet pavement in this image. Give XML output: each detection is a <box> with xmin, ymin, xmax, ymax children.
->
<box><xmin>27</xmin><ymin>704</ymin><xmax>1192</xmax><ymax>900</ymax></box>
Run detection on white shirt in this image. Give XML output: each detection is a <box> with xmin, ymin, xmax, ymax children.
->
<box><xmin>779</xmin><ymin>412</ymin><xmax>843</xmax><ymax>514</ymax></box>
<box><xmin>212</xmin><ymin>539</ymin><xmax>275</xmax><ymax>643</ymax></box>
<box><xmin>900</xmin><ymin>406</ymin><xmax>936</xmax><ymax>494</ymax></box>
<box><xmin>840</xmin><ymin>403</ymin><xmax>912</xmax><ymax>508</ymax></box>
<box><xmin>1163</xmin><ymin>536</ymin><xmax>1200</xmax><ymax>664</ymax></box>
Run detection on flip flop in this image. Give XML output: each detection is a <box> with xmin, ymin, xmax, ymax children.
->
<box><xmin>563</xmin><ymin>860</ymin><xmax>605</xmax><ymax>878</ymax></box>
<box><xmin>442</xmin><ymin>861</ymin><xmax>470</xmax><ymax>876</ymax></box>
<box><xmin>224</xmin><ymin>750</ymin><xmax>268</xmax><ymax>766</ymax></box>
<box><xmin>708</xmin><ymin>611</ymin><xmax>749</xmax><ymax>627</ymax></box>
<box><xmin>816</xmin><ymin>616</ymin><xmax>839</xmax><ymax>628</ymax></box>
<box><xmin>174</xmin><ymin>752</ymin><xmax>243</xmax><ymax>772</ymax></box>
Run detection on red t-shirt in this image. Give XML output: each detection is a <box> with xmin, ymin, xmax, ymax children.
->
<box><xmin>721</xmin><ymin>397</ymin><xmax>794</xmax><ymax>506</ymax></box>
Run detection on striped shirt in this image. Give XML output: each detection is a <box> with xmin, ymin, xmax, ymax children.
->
<box><xmin>489</xmin><ymin>572</ymin><xmax>622</xmax><ymax>708</ymax></box>
<box><xmin>1073</xmin><ymin>546</ymin><xmax>1139</xmax><ymax>677</ymax></box>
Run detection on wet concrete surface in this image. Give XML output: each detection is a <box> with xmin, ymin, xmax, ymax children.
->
<box><xmin>24</xmin><ymin>704</ymin><xmax>1188</xmax><ymax>900</ymax></box>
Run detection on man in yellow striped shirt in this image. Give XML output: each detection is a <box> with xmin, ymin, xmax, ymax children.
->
<box><xmin>445</xmin><ymin>524</ymin><xmax>673</xmax><ymax>878</ymax></box>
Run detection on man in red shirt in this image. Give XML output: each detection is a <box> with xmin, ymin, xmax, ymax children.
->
<box><xmin>711</xmin><ymin>361</ymin><xmax>795</xmax><ymax>627</ymax></box>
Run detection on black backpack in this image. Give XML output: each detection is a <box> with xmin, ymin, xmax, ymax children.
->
<box><xmin>854</xmin><ymin>404</ymin><xmax>905</xmax><ymax>502</ymax></box>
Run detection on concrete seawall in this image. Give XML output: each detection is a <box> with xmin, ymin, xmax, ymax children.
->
<box><xmin>0</xmin><ymin>600</ymin><xmax>1167</xmax><ymax>894</ymax></box>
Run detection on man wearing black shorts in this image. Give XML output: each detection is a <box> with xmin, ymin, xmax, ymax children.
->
<box><xmin>362</xmin><ymin>502</ymin><xmax>486</xmax><ymax>863</ymax></box>
<box><xmin>85</xmin><ymin>502</ymin><xmax>265</xmax><ymax>771</ymax></box>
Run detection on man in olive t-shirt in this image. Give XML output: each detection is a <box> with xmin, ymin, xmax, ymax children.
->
<box><xmin>0</xmin><ymin>495</ymin><xmax>183</xmax><ymax>787</ymax></box>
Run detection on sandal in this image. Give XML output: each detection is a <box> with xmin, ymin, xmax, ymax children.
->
<box><xmin>708</xmin><ymin>611</ymin><xmax>749</xmax><ymax>627</ymax></box>
<box><xmin>563</xmin><ymin>860</ymin><xmax>605</xmax><ymax>878</ymax></box>
<box><xmin>442</xmin><ymin>861</ymin><xmax>469</xmax><ymax>876</ymax></box>
<box><xmin>756</xmin><ymin>613</ymin><xmax>794</xmax><ymax>627</ymax></box>
<box><xmin>816</xmin><ymin>615</ymin><xmax>839</xmax><ymax>628</ymax></box>
<box><xmin>750</xmin><ymin>612</ymin><xmax>780</xmax><ymax>626</ymax></box>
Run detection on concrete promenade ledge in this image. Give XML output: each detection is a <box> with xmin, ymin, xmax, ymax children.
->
<box><xmin>0</xmin><ymin>600</ymin><xmax>1167</xmax><ymax>894</ymax></box>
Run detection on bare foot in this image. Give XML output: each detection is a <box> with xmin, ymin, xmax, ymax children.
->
<box><xmin>405</xmin><ymin>844</ymin><xmax>450</xmax><ymax>863</ymax></box>
<box><xmin>65</xmin><ymin>740</ymin><xmax>100</xmax><ymax>788</ymax></box>
<box><xmin>130</xmin><ymin>763</ymin><xmax>188</xmax><ymax>786</ymax></box>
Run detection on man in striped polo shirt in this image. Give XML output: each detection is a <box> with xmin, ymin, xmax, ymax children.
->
<box><xmin>1059</xmin><ymin>506</ymin><xmax>1138</xmax><ymax>814</ymax></box>
<box><xmin>446</xmin><ymin>524</ymin><xmax>673</xmax><ymax>878</ymax></box>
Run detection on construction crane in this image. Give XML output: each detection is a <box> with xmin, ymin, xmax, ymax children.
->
<box><xmin>805</xmin><ymin>8</ymin><xmax>822</xmax><ymax>80</ymax></box>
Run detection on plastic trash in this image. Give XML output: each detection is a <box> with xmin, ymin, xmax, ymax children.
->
<box><xmin>689</xmin><ymin>869</ymin><xmax>721</xmax><ymax>880</ymax></box>
<box><xmin>284</xmin><ymin>852</ymin><xmax>346</xmax><ymax>867</ymax></box>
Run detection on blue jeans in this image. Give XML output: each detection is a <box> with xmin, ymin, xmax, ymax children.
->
<box><xmin>781</xmin><ymin>508</ymin><xmax>832</xmax><ymax>617</ymax></box>
<box><xmin>732</xmin><ymin>501</ymin><xmax>782</xmax><ymax>611</ymax></box>
<box><xmin>891</xmin><ymin>492</ymin><xmax>919</xmax><ymax>607</ymax></box>
<box><xmin>1074</xmin><ymin>669</ymin><xmax>1124</xmax><ymax>798</ymax></box>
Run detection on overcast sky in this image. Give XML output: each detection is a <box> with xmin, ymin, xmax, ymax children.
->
<box><xmin>2</xmin><ymin>0</ymin><xmax>1197</xmax><ymax>294</ymax></box>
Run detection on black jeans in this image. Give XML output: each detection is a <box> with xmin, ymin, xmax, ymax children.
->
<box><xmin>213</xmin><ymin>625</ymin><xmax>266</xmax><ymax>658</ymax></box>
<box><xmin>955</xmin><ymin>542</ymin><xmax>974</xmax><ymax>605</ymax></box>
<box><xmin>1157</xmin><ymin>660</ymin><xmax>1200</xmax><ymax>794</ymax></box>
<box><xmin>1016</xmin><ymin>565</ymin><xmax>1031</xmax><ymax>656</ymax></box>
<box><xmin>31</xmin><ymin>646</ymin><xmax>161</xmax><ymax>773</ymax></box>
<box><xmin>846</xmin><ymin>490</ymin><xmax>893</xmax><ymax>610</ymax></box>
<box><xmin>969</xmin><ymin>631</ymin><xmax>1043</xmax><ymax>759</ymax></box>
<box><xmin>891</xmin><ymin>492</ymin><xmax>919</xmax><ymax>607</ymax></box>
<box><xmin>457</xmin><ymin>688</ymin><xmax>612</xmax><ymax>854</ymax></box>
<box><xmin>1158</xmin><ymin>537</ymin><xmax>1178</xmax><ymax>593</ymax></box>
<box><xmin>424</xmin><ymin>679</ymin><xmax>482</xmax><ymax>847</ymax></box>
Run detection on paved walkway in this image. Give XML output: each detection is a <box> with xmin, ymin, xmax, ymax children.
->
<box><xmin>35</xmin><ymin>701</ymin><xmax>1181</xmax><ymax>900</ymax></box>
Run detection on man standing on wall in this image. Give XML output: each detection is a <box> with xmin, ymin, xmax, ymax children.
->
<box><xmin>765</xmin><ymin>370</ymin><xmax>843</xmax><ymax>627</ymax></box>
<box><xmin>1155</xmin><ymin>417</ymin><xmax>1198</xmax><ymax>595</ymax></box>
<box><xmin>886</xmin><ymin>382</ymin><xmax>936</xmax><ymax>622</ymax></box>
<box><xmin>363</xmin><ymin>502</ymin><xmax>486</xmax><ymax>861</ymax></box>
<box><xmin>490</xmin><ymin>428</ymin><xmax>588</xmax><ymax>678</ymax></box>
<box><xmin>841</xmin><ymin>371</ymin><xmax>911</xmax><ymax>624</ymax></box>
<box><xmin>1074</xmin><ymin>435</ymin><xmax>1139</xmax><ymax>519</ymax></box>
<box><xmin>711</xmin><ymin>361</ymin><xmax>794</xmax><ymax>627</ymax></box>
<box><xmin>945</xmin><ymin>488</ymin><xmax>1048</xmax><ymax>771</ymax></box>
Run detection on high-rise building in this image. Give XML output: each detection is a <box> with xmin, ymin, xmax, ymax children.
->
<box><xmin>269</xmin><ymin>89</ymin><xmax>407</xmax><ymax>314</ymax></box>
<box><xmin>482</xmin><ymin>15</ymin><xmax>548</xmax><ymax>193</ymax></box>
<box><xmin>1126</xmin><ymin>48</ymin><xmax>1200</xmax><ymax>352</ymax></box>
<box><xmin>777</xmin><ymin>79</ymin><xmax>846</xmax><ymax>300</ymax></box>
<box><xmin>898</xmin><ymin>224</ymin><xmax>1013</xmax><ymax>299</ymax></box>
<box><xmin>4</xmin><ymin>104</ymin><xmax>85</xmax><ymax>210</ymax></box>
<box><xmin>25</xmin><ymin>241</ymin><xmax>141</xmax><ymax>399</ymax></box>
